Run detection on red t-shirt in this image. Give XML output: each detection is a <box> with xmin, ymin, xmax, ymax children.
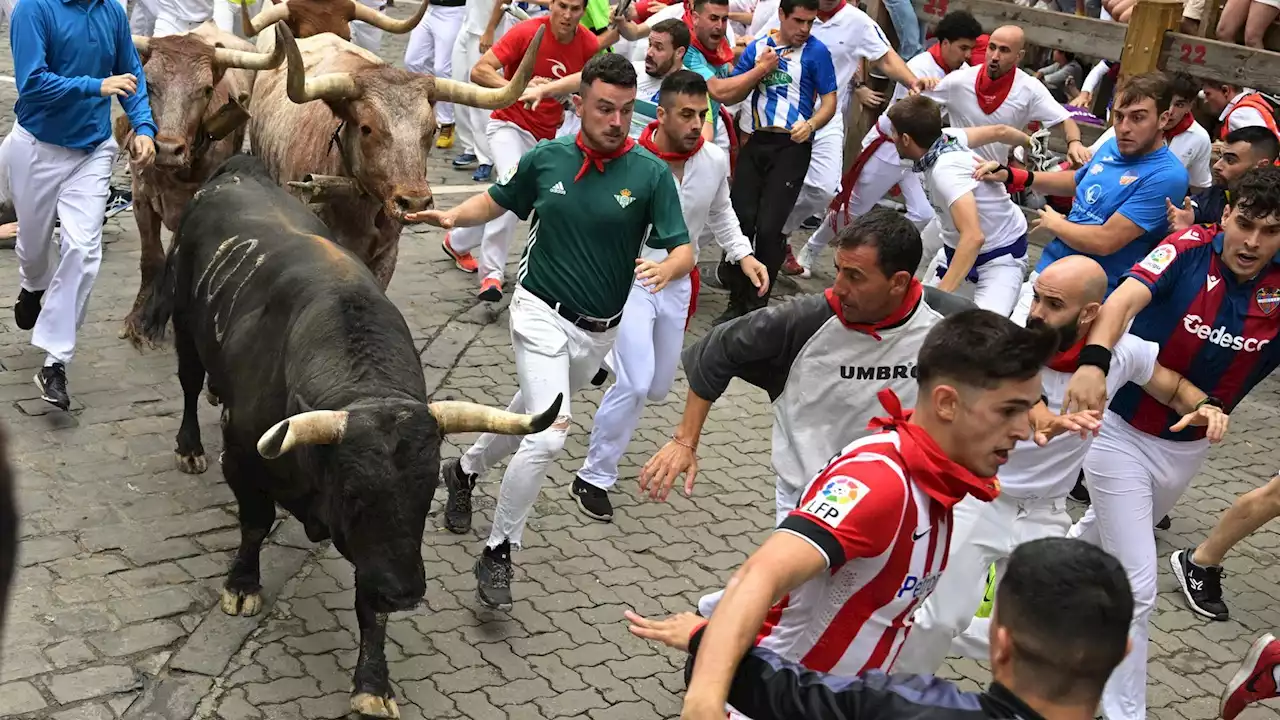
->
<box><xmin>490</xmin><ymin>16</ymin><xmax>599</xmax><ymax>140</ymax></box>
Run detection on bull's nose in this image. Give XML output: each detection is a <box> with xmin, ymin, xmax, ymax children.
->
<box><xmin>155</xmin><ymin>139</ymin><xmax>188</xmax><ymax>166</ymax></box>
<box><xmin>394</xmin><ymin>194</ymin><xmax>433</xmax><ymax>213</ymax></box>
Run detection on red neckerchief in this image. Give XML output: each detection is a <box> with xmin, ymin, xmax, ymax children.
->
<box><xmin>1046</xmin><ymin>335</ymin><xmax>1088</xmax><ymax>373</ymax></box>
<box><xmin>975</xmin><ymin>66</ymin><xmax>1016</xmax><ymax>115</ymax></box>
<box><xmin>1164</xmin><ymin>112</ymin><xmax>1195</xmax><ymax>141</ymax></box>
<box><xmin>574</xmin><ymin>132</ymin><xmax>636</xmax><ymax>182</ymax></box>
<box><xmin>928</xmin><ymin>42</ymin><xmax>955</xmax><ymax>72</ymax></box>
<box><xmin>638</xmin><ymin>120</ymin><xmax>704</xmax><ymax>163</ymax></box>
<box><xmin>823</xmin><ymin>279</ymin><xmax>922</xmax><ymax>341</ymax></box>
<box><xmin>969</xmin><ymin>34</ymin><xmax>989</xmax><ymax>67</ymax></box>
<box><xmin>816</xmin><ymin>0</ymin><xmax>845</xmax><ymax>22</ymax></box>
<box><xmin>867</xmin><ymin>389</ymin><xmax>1002</xmax><ymax>507</ymax></box>
<box><xmin>683</xmin><ymin>5</ymin><xmax>735</xmax><ymax>67</ymax></box>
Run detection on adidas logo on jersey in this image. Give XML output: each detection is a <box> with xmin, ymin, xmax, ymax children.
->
<box><xmin>550</xmin><ymin>181</ymin><xmax>566</xmax><ymax>195</ymax></box>
<box><xmin>1183</xmin><ymin>314</ymin><xmax>1271</xmax><ymax>352</ymax></box>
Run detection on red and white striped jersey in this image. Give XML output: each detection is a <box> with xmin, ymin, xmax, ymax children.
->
<box><xmin>766</xmin><ymin>429</ymin><xmax>954</xmax><ymax>676</ymax></box>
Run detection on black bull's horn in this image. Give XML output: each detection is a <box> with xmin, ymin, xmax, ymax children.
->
<box><xmin>255</xmin><ymin>394</ymin><xmax>564</xmax><ymax>459</ymax></box>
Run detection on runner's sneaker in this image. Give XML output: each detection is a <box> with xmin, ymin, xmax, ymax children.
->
<box><xmin>781</xmin><ymin>246</ymin><xmax>803</xmax><ymax>275</ymax></box>
<box><xmin>441</xmin><ymin>457</ymin><xmax>476</xmax><ymax>534</ymax></box>
<box><xmin>435</xmin><ymin>123</ymin><xmax>455</xmax><ymax>149</ymax></box>
<box><xmin>452</xmin><ymin>152</ymin><xmax>478</xmax><ymax>169</ymax></box>
<box><xmin>571</xmin><ymin>478</ymin><xmax>613</xmax><ymax>522</ymax></box>
<box><xmin>475</xmin><ymin>541</ymin><xmax>514</xmax><ymax>610</ymax></box>
<box><xmin>1170</xmin><ymin>548</ymin><xmax>1229</xmax><ymax>621</ymax></box>
<box><xmin>35</xmin><ymin>363</ymin><xmax>70</xmax><ymax>410</ymax></box>
<box><xmin>478</xmin><ymin>277</ymin><xmax>502</xmax><ymax>302</ymax></box>
<box><xmin>14</xmin><ymin>288</ymin><xmax>43</xmax><ymax>330</ymax></box>
<box><xmin>799</xmin><ymin>214</ymin><xmax>822</xmax><ymax>231</ymax></box>
<box><xmin>472</xmin><ymin>164</ymin><xmax>492</xmax><ymax>182</ymax></box>
<box><xmin>1068</xmin><ymin>473</ymin><xmax>1090</xmax><ymax>504</ymax></box>
<box><xmin>104</xmin><ymin>187</ymin><xmax>133</xmax><ymax>219</ymax></box>
<box><xmin>1221</xmin><ymin>633</ymin><xmax>1280</xmax><ymax>719</ymax></box>
<box><xmin>441</xmin><ymin>233</ymin><xmax>478</xmax><ymax>273</ymax></box>
<box><xmin>795</xmin><ymin>243</ymin><xmax>817</xmax><ymax>279</ymax></box>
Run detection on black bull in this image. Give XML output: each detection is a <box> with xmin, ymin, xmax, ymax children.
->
<box><xmin>139</xmin><ymin>155</ymin><xmax>561</xmax><ymax>719</ymax></box>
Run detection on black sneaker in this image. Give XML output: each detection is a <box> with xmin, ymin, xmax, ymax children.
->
<box><xmin>35</xmin><ymin>363</ymin><xmax>69</xmax><ymax>410</ymax></box>
<box><xmin>14</xmin><ymin>289</ymin><xmax>43</xmax><ymax>331</ymax></box>
<box><xmin>1171</xmin><ymin>548</ymin><xmax>1229</xmax><ymax>621</ymax></box>
<box><xmin>1068</xmin><ymin>474</ymin><xmax>1091</xmax><ymax>504</ymax></box>
<box><xmin>441</xmin><ymin>458</ymin><xmax>476</xmax><ymax>534</ymax></box>
<box><xmin>799</xmin><ymin>214</ymin><xmax>823</xmax><ymax>231</ymax></box>
<box><xmin>712</xmin><ymin>302</ymin><xmax>746</xmax><ymax>326</ymax></box>
<box><xmin>1157</xmin><ymin>514</ymin><xmax>1172</xmax><ymax>530</ymax></box>
<box><xmin>590</xmin><ymin>368</ymin><xmax>609</xmax><ymax>386</ymax></box>
<box><xmin>571</xmin><ymin>478</ymin><xmax>613</xmax><ymax>522</ymax></box>
<box><xmin>475</xmin><ymin>541</ymin><xmax>513</xmax><ymax>610</ymax></box>
<box><xmin>103</xmin><ymin>187</ymin><xmax>133</xmax><ymax>219</ymax></box>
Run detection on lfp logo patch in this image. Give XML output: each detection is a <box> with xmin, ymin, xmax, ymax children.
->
<box><xmin>1258</xmin><ymin>288</ymin><xmax>1280</xmax><ymax>315</ymax></box>
<box><xmin>1138</xmin><ymin>244</ymin><xmax>1177</xmax><ymax>276</ymax></box>
<box><xmin>801</xmin><ymin>476</ymin><xmax>870</xmax><ymax>527</ymax></box>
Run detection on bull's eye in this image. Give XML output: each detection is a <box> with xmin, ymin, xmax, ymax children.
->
<box><xmin>360</xmin><ymin>124</ymin><xmax>372</xmax><ymax>136</ymax></box>
<box><xmin>203</xmin><ymin>86</ymin><xmax>214</xmax><ymax>98</ymax></box>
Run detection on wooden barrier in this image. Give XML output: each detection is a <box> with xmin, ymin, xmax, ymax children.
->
<box><xmin>913</xmin><ymin>0</ymin><xmax>1127</xmax><ymax>60</ymax></box>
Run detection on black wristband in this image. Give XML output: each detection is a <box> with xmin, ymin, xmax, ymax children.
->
<box><xmin>1077</xmin><ymin>344</ymin><xmax>1112</xmax><ymax>375</ymax></box>
<box><xmin>1196</xmin><ymin>396</ymin><xmax>1224</xmax><ymax>410</ymax></box>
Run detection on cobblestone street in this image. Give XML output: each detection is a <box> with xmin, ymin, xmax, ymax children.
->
<box><xmin>4</xmin><ymin>9</ymin><xmax>1280</xmax><ymax>719</ymax></box>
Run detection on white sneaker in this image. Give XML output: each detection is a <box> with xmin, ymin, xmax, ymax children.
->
<box><xmin>796</xmin><ymin>243</ymin><xmax>818</xmax><ymax>279</ymax></box>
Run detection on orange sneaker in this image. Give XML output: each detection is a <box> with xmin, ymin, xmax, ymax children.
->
<box><xmin>442</xmin><ymin>233</ymin><xmax>478</xmax><ymax>273</ymax></box>
<box><xmin>478</xmin><ymin>278</ymin><xmax>502</xmax><ymax>302</ymax></box>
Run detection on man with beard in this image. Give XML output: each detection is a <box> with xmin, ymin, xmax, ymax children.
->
<box><xmin>408</xmin><ymin>54</ymin><xmax>693</xmax><ymax>610</ymax></box>
<box><xmin>572</xmin><ymin>71</ymin><xmax>768</xmax><ymax>521</ymax></box>
<box><xmin>793</xmin><ymin>10</ymin><xmax>983</xmax><ymax>279</ymax></box>
<box><xmin>980</xmin><ymin>72</ymin><xmax>1190</xmax><ymax>322</ymax></box>
<box><xmin>440</xmin><ymin>0</ymin><xmax>602</xmax><ymax>301</ymax></box>
<box><xmin>667</xmin><ymin>309</ymin><xmax>1058</xmax><ymax>720</ymax></box>
<box><xmin>1169</xmin><ymin>126</ymin><xmax>1280</xmax><ymax>231</ymax></box>
<box><xmin>1089</xmin><ymin>73</ymin><xmax>1212</xmax><ymax>194</ymax></box>
<box><xmin>894</xmin><ymin>255</ymin><xmax>1228</xmax><ymax>676</ymax></box>
<box><xmin>1060</xmin><ymin>166</ymin><xmax>1280</xmax><ymax>719</ymax></box>
<box><xmin>627</xmin><ymin>20</ymin><xmax>710</xmax><ymax>140</ymax></box>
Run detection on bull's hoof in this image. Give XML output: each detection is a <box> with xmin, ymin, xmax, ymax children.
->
<box><xmin>118</xmin><ymin>318</ymin><xmax>154</xmax><ymax>349</ymax></box>
<box><xmin>351</xmin><ymin>693</ymin><xmax>400</xmax><ymax>719</ymax></box>
<box><xmin>219</xmin><ymin>588</ymin><xmax>263</xmax><ymax>617</ymax></box>
<box><xmin>205</xmin><ymin>389</ymin><xmax>221</xmax><ymax>406</ymax></box>
<box><xmin>176</xmin><ymin>451</ymin><xmax>208</xmax><ymax>474</ymax></box>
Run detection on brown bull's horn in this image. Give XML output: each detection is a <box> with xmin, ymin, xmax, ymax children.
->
<box><xmin>432</xmin><ymin>25</ymin><xmax>544</xmax><ymax>109</ymax></box>
<box><xmin>212</xmin><ymin>35</ymin><xmax>287</xmax><ymax>71</ymax></box>
<box><xmin>132</xmin><ymin>35</ymin><xmax>152</xmax><ymax>54</ymax></box>
<box><xmin>428</xmin><ymin>393</ymin><xmax>563</xmax><ymax>435</ymax></box>
<box><xmin>277</xmin><ymin>23</ymin><xmax>359</xmax><ymax>103</ymax></box>
<box><xmin>242</xmin><ymin>0</ymin><xmax>290</xmax><ymax>37</ymax></box>
<box><xmin>349</xmin><ymin>0</ymin><xmax>428</xmax><ymax>34</ymax></box>
<box><xmin>257</xmin><ymin>409</ymin><xmax>350</xmax><ymax>458</ymax></box>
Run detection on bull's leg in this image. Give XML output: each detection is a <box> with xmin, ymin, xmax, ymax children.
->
<box><xmin>368</xmin><ymin>239</ymin><xmax>399</xmax><ymax>291</ymax></box>
<box><xmin>351</xmin><ymin>583</ymin><xmax>399</xmax><ymax>719</ymax></box>
<box><xmin>219</xmin><ymin>450</ymin><xmax>275</xmax><ymax>617</ymax></box>
<box><xmin>120</xmin><ymin>189</ymin><xmax>164</xmax><ymax>346</ymax></box>
<box><xmin>174</xmin><ymin>324</ymin><xmax>209</xmax><ymax>474</ymax></box>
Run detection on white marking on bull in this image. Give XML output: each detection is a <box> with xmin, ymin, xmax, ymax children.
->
<box><xmin>214</xmin><ymin>254</ymin><xmax>267</xmax><ymax>343</ymax></box>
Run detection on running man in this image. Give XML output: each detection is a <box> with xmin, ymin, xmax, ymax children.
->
<box><xmin>1089</xmin><ymin>73</ymin><xmax>1212</xmax><ymax>193</ymax></box>
<box><xmin>1061</xmin><ymin>166</ymin><xmax>1280</xmax><ymax>719</ymax></box>
<box><xmin>572</xmin><ymin>71</ymin><xmax>766</xmax><ymax>522</ymax></box>
<box><xmin>409</xmin><ymin>54</ymin><xmax>693</xmax><ymax>611</ymax></box>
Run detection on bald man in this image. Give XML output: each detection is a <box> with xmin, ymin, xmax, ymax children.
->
<box><xmin>893</xmin><ymin>255</ymin><xmax>1220</xmax><ymax>675</ymax></box>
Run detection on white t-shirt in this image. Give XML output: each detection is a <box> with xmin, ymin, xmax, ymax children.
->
<box><xmin>998</xmin><ymin>333</ymin><xmax>1159</xmax><ymax>499</ymax></box>
<box><xmin>921</xmin><ymin>128</ymin><xmax>1028</xmax><ymax>253</ymax></box>
<box><xmin>931</xmin><ymin>64</ymin><xmax>1072</xmax><ymax>164</ymax></box>
<box><xmin>1090</xmin><ymin>122</ymin><xmax>1213</xmax><ymax>189</ymax></box>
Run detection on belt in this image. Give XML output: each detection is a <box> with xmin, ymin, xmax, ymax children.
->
<box><xmin>936</xmin><ymin>234</ymin><xmax>1029</xmax><ymax>284</ymax></box>
<box><xmin>524</xmin><ymin>286</ymin><xmax>622</xmax><ymax>334</ymax></box>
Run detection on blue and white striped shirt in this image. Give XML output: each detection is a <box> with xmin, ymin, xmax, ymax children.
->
<box><xmin>734</xmin><ymin>31</ymin><xmax>837</xmax><ymax>132</ymax></box>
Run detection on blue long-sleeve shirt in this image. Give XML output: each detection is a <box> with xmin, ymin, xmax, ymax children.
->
<box><xmin>10</xmin><ymin>0</ymin><xmax>156</xmax><ymax>151</ymax></box>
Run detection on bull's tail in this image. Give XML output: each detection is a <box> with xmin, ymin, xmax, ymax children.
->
<box><xmin>138</xmin><ymin>239</ymin><xmax>181</xmax><ymax>345</ymax></box>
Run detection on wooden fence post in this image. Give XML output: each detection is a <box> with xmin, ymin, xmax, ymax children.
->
<box><xmin>1118</xmin><ymin>0</ymin><xmax>1183</xmax><ymax>77</ymax></box>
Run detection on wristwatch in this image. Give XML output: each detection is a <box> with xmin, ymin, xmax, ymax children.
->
<box><xmin>1195</xmin><ymin>396</ymin><xmax>1225</xmax><ymax>410</ymax></box>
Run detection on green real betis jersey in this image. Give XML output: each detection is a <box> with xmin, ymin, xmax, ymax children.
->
<box><xmin>488</xmin><ymin>135</ymin><xmax>690</xmax><ymax>319</ymax></box>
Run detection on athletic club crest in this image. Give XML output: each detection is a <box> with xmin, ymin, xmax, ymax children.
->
<box><xmin>1257</xmin><ymin>287</ymin><xmax>1280</xmax><ymax>315</ymax></box>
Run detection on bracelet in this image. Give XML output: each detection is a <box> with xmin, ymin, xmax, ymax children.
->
<box><xmin>1077</xmin><ymin>344</ymin><xmax>1112</xmax><ymax>376</ymax></box>
<box><xmin>1068</xmin><ymin>139</ymin><xmax>1083</xmax><ymax>146</ymax></box>
<box><xmin>1195</xmin><ymin>396</ymin><xmax>1224</xmax><ymax>410</ymax></box>
<box><xmin>672</xmin><ymin>436</ymin><xmax>696</xmax><ymax>451</ymax></box>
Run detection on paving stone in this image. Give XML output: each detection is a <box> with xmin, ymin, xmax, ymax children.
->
<box><xmin>45</xmin><ymin>638</ymin><xmax>98</xmax><ymax>669</ymax></box>
<box><xmin>0</xmin><ymin>681</ymin><xmax>47</xmax><ymax>715</ymax></box>
<box><xmin>89</xmin><ymin>620</ymin><xmax>185</xmax><ymax>657</ymax></box>
<box><xmin>46</xmin><ymin>666</ymin><xmax>143</xmax><ymax>705</ymax></box>
<box><xmin>52</xmin><ymin>702</ymin><xmax>114</xmax><ymax>720</ymax></box>
<box><xmin>110</xmin><ymin>586</ymin><xmax>196</xmax><ymax>624</ymax></box>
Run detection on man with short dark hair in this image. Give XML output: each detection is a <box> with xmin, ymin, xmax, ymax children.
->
<box><xmin>410</xmin><ymin>53</ymin><xmax>693</xmax><ymax>610</ymax></box>
<box><xmin>1202</xmin><ymin>80</ymin><xmax>1279</xmax><ymax>140</ymax></box>
<box><xmin>1062</xmin><ymin>166</ymin><xmax>1280</xmax><ymax>718</ymax></box>
<box><xmin>627</xmin><ymin>537</ymin><xmax>1135</xmax><ymax>720</ymax></box>
<box><xmin>647</xmin><ymin>307</ymin><xmax>1058</xmax><ymax>720</ymax></box>
<box><xmin>1170</xmin><ymin>126</ymin><xmax>1280</xmax><ymax>231</ymax></box>
<box><xmin>1089</xmin><ymin>73</ymin><xmax>1212</xmax><ymax>193</ymax></box>
<box><xmin>627</xmin><ymin>19</ymin><xmax>696</xmax><ymax>138</ymax></box>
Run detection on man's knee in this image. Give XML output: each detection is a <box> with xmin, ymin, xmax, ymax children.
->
<box><xmin>521</xmin><ymin>414</ymin><xmax>572</xmax><ymax>459</ymax></box>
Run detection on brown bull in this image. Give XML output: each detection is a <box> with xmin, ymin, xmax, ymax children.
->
<box><xmin>247</xmin><ymin>24</ymin><xmax>543</xmax><ymax>287</ymax></box>
<box><xmin>115</xmin><ymin>22</ymin><xmax>285</xmax><ymax>345</ymax></box>
<box><xmin>240</xmin><ymin>0</ymin><xmax>426</xmax><ymax>42</ymax></box>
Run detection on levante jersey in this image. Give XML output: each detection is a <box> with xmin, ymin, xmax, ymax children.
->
<box><xmin>1111</xmin><ymin>225</ymin><xmax>1280</xmax><ymax>441</ymax></box>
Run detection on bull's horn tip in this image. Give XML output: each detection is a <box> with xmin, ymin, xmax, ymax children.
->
<box><xmin>257</xmin><ymin>420</ymin><xmax>290</xmax><ymax>458</ymax></box>
<box><xmin>529</xmin><ymin>393</ymin><xmax>564</xmax><ymax>433</ymax></box>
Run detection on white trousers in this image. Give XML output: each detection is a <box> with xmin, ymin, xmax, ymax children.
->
<box><xmin>922</xmin><ymin>246</ymin><xmax>1028</xmax><ymax>317</ymax></box>
<box><xmin>578</xmin><ymin>277</ymin><xmax>692</xmax><ymax>490</ymax></box>
<box><xmin>405</xmin><ymin>4</ymin><xmax>466</xmax><ymax>126</ymax></box>
<box><xmin>1071</xmin><ymin>411</ymin><xmax>1210</xmax><ymax>720</ymax></box>
<box><xmin>349</xmin><ymin>0</ymin><xmax>385</xmax><ymax>53</ymax></box>
<box><xmin>212</xmin><ymin>0</ymin><xmax>264</xmax><ymax>38</ymax></box>
<box><xmin>460</xmin><ymin>286</ymin><xmax>617</xmax><ymax>549</ymax></box>
<box><xmin>893</xmin><ymin>493</ymin><xmax>1071</xmax><ymax>674</ymax></box>
<box><xmin>782</xmin><ymin>118</ymin><xmax>844</xmax><ymax>234</ymax></box>
<box><xmin>449</xmin><ymin>120</ymin><xmax>538</xmax><ymax>282</ymax></box>
<box><xmin>451</xmin><ymin>30</ymin><xmax>491</xmax><ymax>163</ymax></box>
<box><xmin>10</xmin><ymin>125</ymin><xmax>116</xmax><ymax>366</ymax></box>
<box><xmin>805</xmin><ymin>145</ymin><xmax>934</xmax><ymax>253</ymax></box>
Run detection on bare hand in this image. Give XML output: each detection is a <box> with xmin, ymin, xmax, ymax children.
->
<box><xmin>1167</xmin><ymin>197</ymin><xmax>1195</xmax><ymax>232</ymax></box>
<box><xmin>1069</xmin><ymin>91</ymin><xmax>1092</xmax><ymax>108</ymax></box>
<box><xmin>1032</xmin><ymin>205</ymin><xmax>1064</xmax><ymax>235</ymax></box>
<box><xmin>635</xmin><ymin>258</ymin><xmax>675</xmax><ymax>292</ymax></box>
<box><xmin>479</xmin><ymin>32</ymin><xmax>494</xmax><ymax>53</ymax></box>
<box><xmin>854</xmin><ymin>84</ymin><xmax>884</xmax><ymax>108</ymax></box>
<box><xmin>1033</xmin><ymin>409</ymin><xmax>1102</xmax><ymax>446</ymax></box>
<box><xmin>755</xmin><ymin>46</ymin><xmax>778</xmax><ymax>72</ymax></box>
<box><xmin>639</xmin><ymin>439</ymin><xmax>697</xmax><ymax>500</ymax></box>
<box><xmin>910</xmin><ymin>75</ymin><xmax>940</xmax><ymax>94</ymax></box>
<box><xmin>1171</xmin><ymin>405</ymin><xmax>1230</xmax><ymax>442</ymax></box>
<box><xmin>789</xmin><ymin>119</ymin><xmax>813</xmax><ymax>143</ymax></box>
<box><xmin>1067</xmin><ymin>141</ymin><xmax>1093</xmax><ymax>167</ymax></box>
<box><xmin>739</xmin><ymin>255</ymin><xmax>769</xmax><ymax>296</ymax></box>
<box><xmin>101</xmin><ymin>73</ymin><xmax>138</xmax><ymax>98</ymax></box>
<box><xmin>404</xmin><ymin>209</ymin><xmax>453</xmax><ymax>227</ymax></box>
<box><xmin>1063</xmin><ymin>365</ymin><xmax>1108</xmax><ymax>414</ymax></box>
<box><xmin>131</xmin><ymin>134</ymin><xmax>156</xmax><ymax>166</ymax></box>
<box><xmin>974</xmin><ymin>160</ymin><xmax>1007</xmax><ymax>182</ymax></box>
<box><xmin>520</xmin><ymin>83</ymin><xmax>549</xmax><ymax>109</ymax></box>
<box><xmin>625</xmin><ymin>610</ymin><xmax>703</xmax><ymax>652</ymax></box>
